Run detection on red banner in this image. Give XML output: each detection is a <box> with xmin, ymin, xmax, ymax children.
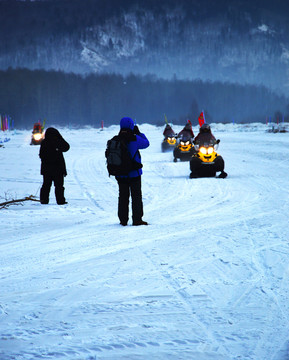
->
<box><xmin>198</xmin><ymin>112</ymin><xmax>205</xmax><ymax>127</ymax></box>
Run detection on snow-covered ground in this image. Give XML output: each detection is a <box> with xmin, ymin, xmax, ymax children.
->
<box><xmin>0</xmin><ymin>123</ymin><xmax>289</xmax><ymax>360</ymax></box>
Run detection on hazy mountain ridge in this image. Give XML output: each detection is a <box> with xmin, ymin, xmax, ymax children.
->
<box><xmin>0</xmin><ymin>0</ymin><xmax>289</xmax><ymax>94</ymax></box>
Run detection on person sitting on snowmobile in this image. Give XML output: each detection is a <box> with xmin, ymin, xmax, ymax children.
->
<box><xmin>162</xmin><ymin>124</ymin><xmax>177</xmax><ymax>152</ymax></box>
<box><xmin>32</xmin><ymin>123</ymin><xmax>42</xmax><ymax>134</ymax></box>
<box><xmin>194</xmin><ymin>123</ymin><xmax>217</xmax><ymax>146</ymax></box>
<box><xmin>190</xmin><ymin>123</ymin><xmax>227</xmax><ymax>179</ymax></box>
<box><xmin>163</xmin><ymin>124</ymin><xmax>176</xmax><ymax>138</ymax></box>
<box><xmin>177</xmin><ymin>122</ymin><xmax>194</xmax><ymax>140</ymax></box>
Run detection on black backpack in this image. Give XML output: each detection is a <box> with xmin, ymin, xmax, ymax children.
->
<box><xmin>105</xmin><ymin>135</ymin><xmax>142</xmax><ymax>176</ymax></box>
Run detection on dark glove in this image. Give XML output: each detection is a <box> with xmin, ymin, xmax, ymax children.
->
<box><xmin>133</xmin><ymin>125</ymin><xmax>140</xmax><ymax>135</ymax></box>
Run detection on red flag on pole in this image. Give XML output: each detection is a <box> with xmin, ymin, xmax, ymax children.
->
<box><xmin>198</xmin><ymin>112</ymin><xmax>205</xmax><ymax>127</ymax></box>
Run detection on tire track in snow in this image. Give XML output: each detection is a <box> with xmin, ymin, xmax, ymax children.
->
<box><xmin>137</xmin><ymin>245</ymin><xmax>229</xmax><ymax>356</ymax></box>
<box><xmin>137</xmin><ymin>142</ymin><xmax>289</xmax><ymax>359</ymax></box>
<box><xmin>71</xmin><ymin>156</ymin><xmax>105</xmax><ymax>211</ymax></box>
<box><xmin>241</xmin><ymin>217</ymin><xmax>289</xmax><ymax>359</ymax></box>
<box><xmin>70</xmin><ymin>143</ymin><xmax>121</xmax><ymax>218</ymax></box>
<box><xmin>218</xmin><ymin>208</ymin><xmax>289</xmax><ymax>359</ymax></box>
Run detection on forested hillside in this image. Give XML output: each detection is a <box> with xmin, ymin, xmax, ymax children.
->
<box><xmin>0</xmin><ymin>68</ymin><xmax>287</xmax><ymax>128</ymax></box>
<box><xmin>0</xmin><ymin>0</ymin><xmax>288</xmax><ymax>94</ymax></box>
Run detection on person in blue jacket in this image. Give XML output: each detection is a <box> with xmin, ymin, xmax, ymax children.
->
<box><xmin>116</xmin><ymin>117</ymin><xmax>150</xmax><ymax>226</ymax></box>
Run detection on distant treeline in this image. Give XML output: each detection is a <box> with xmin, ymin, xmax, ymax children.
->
<box><xmin>0</xmin><ymin>68</ymin><xmax>288</xmax><ymax>128</ymax></box>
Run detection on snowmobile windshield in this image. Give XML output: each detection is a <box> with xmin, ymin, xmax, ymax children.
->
<box><xmin>165</xmin><ymin>132</ymin><xmax>175</xmax><ymax>138</ymax></box>
<box><xmin>179</xmin><ymin>135</ymin><xmax>191</xmax><ymax>142</ymax></box>
<box><xmin>195</xmin><ymin>141</ymin><xmax>218</xmax><ymax>152</ymax></box>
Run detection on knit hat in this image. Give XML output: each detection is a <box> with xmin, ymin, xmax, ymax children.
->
<box><xmin>120</xmin><ymin>117</ymin><xmax>134</xmax><ymax>130</ymax></box>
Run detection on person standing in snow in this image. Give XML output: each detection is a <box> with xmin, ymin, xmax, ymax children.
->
<box><xmin>116</xmin><ymin>117</ymin><xmax>150</xmax><ymax>226</ymax></box>
<box><xmin>39</xmin><ymin>127</ymin><xmax>70</xmax><ymax>205</ymax></box>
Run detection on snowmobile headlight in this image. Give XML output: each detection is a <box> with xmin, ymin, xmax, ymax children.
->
<box><xmin>168</xmin><ymin>137</ymin><xmax>176</xmax><ymax>144</ymax></box>
<box><xmin>180</xmin><ymin>141</ymin><xmax>185</xmax><ymax>146</ymax></box>
<box><xmin>207</xmin><ymin>147</ymin><xmax>214</xmax><ymax>154</ymax></box>
<box><xmin>199</xmin><ymin>147</ymin><xmax>207</xmax><ymax>154</ymax></box>
<box><xmin>168</xmin><ymin>137</ymin><xmax>172</xmax><ymax>141</ymax></box>
<box><xmin>185</xmin><ymin>141</ymin><xmax>190</xmax><ymax>146</ymax></box>
<box><xmin>33</xmin><ymin>133</ymin><xmax>42</xmax><ymax>141</ymax></box>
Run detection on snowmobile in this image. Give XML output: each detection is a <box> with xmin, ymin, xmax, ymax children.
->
<box><xmin>189</xmin><ymin>140</ymin><xmax>227</xmax><ymax>178</ymax></box>
<box><xmin>173</xmin><ymin>136</ymin><xmax>195</xmax><ymax>162</ymax></box>
<box><xmin>30</xmin><ymin>123</ymin><xmax>44</xmax><ymax>145</ymax></box>
<box><xmin>161</xmin><ymin>135</ymin><xmax>177</xmax><ymax>152</ymax></box>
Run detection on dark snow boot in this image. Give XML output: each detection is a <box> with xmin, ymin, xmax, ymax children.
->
<box><xmin>133</xmin><ymin>220</ymin><xmax>148</xmax><ymax>226</ymax></box>
<box><xmin>218</xmin><ymin>171</ymin><xmax>227</xmax><ymax>179</ymax></box>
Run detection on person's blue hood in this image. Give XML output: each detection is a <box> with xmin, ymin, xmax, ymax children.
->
<box><xmin>120</xmin><ymin>117</ymin><xmax>134</xmax><ymax>130</ymax></box>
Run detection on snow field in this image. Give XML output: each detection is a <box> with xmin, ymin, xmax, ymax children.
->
<box><xmin>0</xmin><ymin>123</ymin><xmax>289</xmax><ymax>360</ymax></box>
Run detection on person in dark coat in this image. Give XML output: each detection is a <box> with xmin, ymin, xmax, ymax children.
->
<box><xmin>177</xmin><ymin>122</ymin><xmax>194</xmax><ymax>140</ymax></box>
<box><xmin>116</xmin><ymin>117</ymin><xmax>150</xmax><ymax>226</ymax></box>
<box><xmin>163</xmin><ymin>124</ymin><xmax>175</xmax><ymax>138</ymax></box>
<box><xmin>39</xmin><ymin>127</ymin><xmax>70</xmax><ymax>205</ymax></box>
<box><xmin>193</xmin><ymin>123</ymin><xmax>217</xmax><ymax>145</ymax></box>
